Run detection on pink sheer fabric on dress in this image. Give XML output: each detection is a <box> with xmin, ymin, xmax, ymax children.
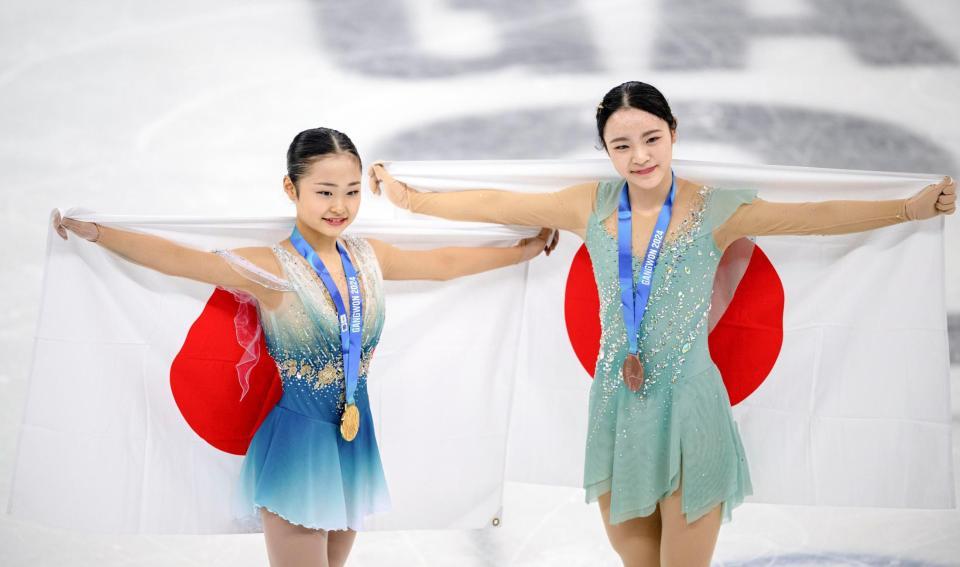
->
<box><xmin>213</xmin><ymin>249</ymin><xmax>294</xmax><ymax>399</ymax></box>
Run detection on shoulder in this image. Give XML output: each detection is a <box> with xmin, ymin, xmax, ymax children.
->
<box><xmin>361</xmin><ymin>237</ymin><xmax>390</xmax><ymax>250</ymax></box>
<box><xmin>361</xmin><ymin>237</ymin><xmax>394</xmax><ymax>260</ymax></box>
<box><xmin>344</xmin><ymin>235</ymin><xmax>386</xmax><ymax>274</ymax></box>
<box><xmin>343</xmin><ymin>234</ymin><xmax>377</xmax><ymax>255</ymax></box>
<box><xmin>560</xmin><ymin>181</ymin><xmax>601</xmax><ymax>196</ymax></box>
<box><xmin>589</xmin><ymin>179</ymin><xmax>624</xmax><ymax>219</ymax></box>
<box><xmin>594</xmin><ymin>178</ymin><xmax>620</xmax><ymax>196</ymax></box>
<box><xmin>554</xmin><ymin>181</ymin><xmax>601</xmax><ymax>210</ymax></box>
<box><xmin>705</xmin><ymin>189</ymin><xmax>763</xmax><ymax>250</ymax></box>
<box><xmin>704</xmin><ymin>186</ymin><xmax>759</xmax><ymax>205</ymax></box>
<box><xmin>703</xmin><ymin>187</ymin><xmax>760</xmax><ymax>224</ymax></box>
<box><xmin>214</xmin><ymin>244</ymin><xmax>292</xmax><ymax>297</ymax></box>
<box><xmin>229</xmin><ymin>246</ymin><xmax>285</xmax><ymax>280</ymax></box>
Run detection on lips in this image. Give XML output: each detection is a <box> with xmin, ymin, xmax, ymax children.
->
<box><xmin>631</xmin><ymin>165</ymin><xmax>657</xmax><ymax>176</ymax></box>
<box><xmin>323</xmin><ymin>217</ymin><xmax>347</xmax><ymax>226</ymax></box>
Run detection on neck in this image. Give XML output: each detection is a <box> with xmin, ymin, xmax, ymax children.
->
<box><xmin>294</xmin><ymin>219</ymin><xmax>339</xmax><ymax>255</ymax></box>
<box><xmin>627</xmin><ymin>172</ymin><xmax>675</xmax><ymax>213</ymax></box>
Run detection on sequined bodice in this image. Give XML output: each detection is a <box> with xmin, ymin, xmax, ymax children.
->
<box><xmin>258</xmin><ymin>236</ymin><xmax>386</xmax><ymax>419</ymax></box>
<box><xmin>586</xmin><ymin>185</ymin><xmax>722</xmax><ymax>397</ymax></box>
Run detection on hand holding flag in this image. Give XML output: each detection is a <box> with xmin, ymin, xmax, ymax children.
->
<box><xmin>905</xmin><ymin>176</ymin><xmax>956</xmax><ymax>219</ymax></box>
<box><xmin>51</xmin><ymin>209</ymin><xmax>100</xmax><ymax>242</ymax></box>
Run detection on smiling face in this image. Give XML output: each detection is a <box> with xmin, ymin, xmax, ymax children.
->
<box><xmin>283</xmin><ymin>152</ymin><xmax>362</xmax><ymax>239</ymax></box>
<box><xmin>602</xmin><ymin>107</ymin><xmax>676</xmax><ymax>191</ymax></box>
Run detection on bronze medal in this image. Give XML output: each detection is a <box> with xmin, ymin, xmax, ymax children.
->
<box><xmin>622</xmin><ymin>354</ymin><xmax>644</xmax><ymax>392</ymax></box>
<box><xmin>340</xmin><ymin>403</ymin><xmax>360</xmax><ymax>442</ymax></box>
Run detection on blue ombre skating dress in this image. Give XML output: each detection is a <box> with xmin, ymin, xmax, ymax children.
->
<box><xmin>216</xmin><ymin>235</ymin><xmax>390</xmax><ymax>531</ymax></box>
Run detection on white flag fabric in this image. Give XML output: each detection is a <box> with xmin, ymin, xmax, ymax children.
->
<box><xmin>9</xmin><ymin>159</ymin><xmax>954</xmax><ymax>535</ymax></box>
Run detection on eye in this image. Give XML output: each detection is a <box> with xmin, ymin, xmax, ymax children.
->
<box><xmin>347</xmin><ymin>190</ymin><xmax>360</xmax><ymax>196</ymax></box>
<box><xmin>646</xmin><ymin>136</ymin><xmax>661</xmax><ymax>144</ymax></box>
<box><xmin>614</xmin><ymin>144</ymin><xmax>629</xmax><ymax>151</ymax></box>
<box><xmin>316</xmin><ymin>190</ymin><xmax>333</xmax><ymax>196</ymax></box>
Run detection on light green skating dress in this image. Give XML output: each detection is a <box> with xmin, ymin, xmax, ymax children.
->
<box><xmin>582</xmin><ymin>180</ymin><xmax>757</xmax><ymax>525</ymax></box>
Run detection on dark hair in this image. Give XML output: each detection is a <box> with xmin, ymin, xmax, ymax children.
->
<box><xmin>595</xmin><ymin>81</ymin><xmax>677</xmax><ymax>148</ymax></box>
<box><xmin>286</xmin><ymin>127</ymin><xmax>361</xmax><ymax>191</ymax></box>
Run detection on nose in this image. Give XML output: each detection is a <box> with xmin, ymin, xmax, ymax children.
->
<box><xmin>329</xmin><ymin>196</ymin><xmax>347</xmax><ymax>214</ymax></box>
<box><xmin>630</xmin><ymin>147</ymin><xmax>650</xmax><ymax>166</ymax></box>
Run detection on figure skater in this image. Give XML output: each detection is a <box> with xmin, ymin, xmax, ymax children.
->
<box><xmin>52</xmin><ymin>127</ymin><xmax>557</xmax><ymax>567</ymax></box>
<box><xmin>368</xmin><ymin>82</ymin><xmax>956</xmax><ymax>567</ymax></box>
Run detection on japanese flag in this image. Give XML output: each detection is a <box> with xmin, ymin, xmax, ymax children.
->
<box><xmin>9</xmin><ymin>160</ymin><xmax>954</xmax><ymax>535</ymax></box>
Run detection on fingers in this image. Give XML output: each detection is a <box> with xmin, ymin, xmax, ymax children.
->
<box><xmin>531</xmin><ymin>228</ymin><xmax>559</xmax><ymax>256</ymax></box>
<box><xmin>516</xmin><ymin>228</ymin><xmax>562</xmax><ymax>261</ymax></box>
<box><xmin>932</xmin><ymin>176</ymin><xmax>955</xmax><ymax>194</ymax></box>
<box><xmin>371</xmin><ymin>162</ymin><xmax>389</xmax><ymax>178</ymax></box>
<box><xmin>909</xmin><ymin>176</ymin><xmax>958</xmax><ymax>220</ymax></box>
<box><xmin>521</xmin><ymin>230</ymin><xmax>549</xmax><ymax>251</ymax></box>
<box><xmin>50</xmin><ymin>209</ymin><xmax>68</xmax><ymax>240</ymax></box>
<box><xmin>934</xmin><ymin>176</ymin><xmax>957</xmax><ymax>215</ymax></box>
<box><xmin>367</xmin><ymin>162</ymin><xmax>391</xmax><ymax>196</ymax></box>
<box><xmin>941</xmin><ymin>176</ymin><xmax>956</xmax><ymax>197</ymax></box>
<box><xmin>542</xmin><ymin>229</ymin><xmax>559</xmax><ymax>256</ymax></box>
<box><xmin>367</xmin><ymin>167</ymin><xmax>381</xmax><ymax>196</ymax></box>
<box><xmin>547</xmin><ymin>229</ymin><xmax>559</xmax><ymax>254</ymax></box>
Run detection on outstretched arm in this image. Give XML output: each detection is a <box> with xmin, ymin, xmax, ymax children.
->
<box><xmin>714</xmin><ymin>176</ymin><xmax>956</xmax><ymax>250</ymax></box>
<box><xmin>366</xmin><ymin>229</ymin><xmax>555</xmax><ymax>281</ymax></box>
<box><xmin>52</xmin><ymin>210</ymin><xmax>281</xmax><ymax>299</ymax></box>
<box><xmin>368</xmin><ymin>163</ymin><xmax>595</xmax><ymax>236</ymax></box>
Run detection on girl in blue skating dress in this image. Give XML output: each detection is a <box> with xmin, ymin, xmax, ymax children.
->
<box><xmin>54</xmin><ymin>127</ymin><xmax>557</xmax><ymax>567</ymax></box>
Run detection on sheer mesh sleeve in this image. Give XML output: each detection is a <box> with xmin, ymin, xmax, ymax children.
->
<box><xmin>214</xmin><ymin>249</ymin><xmax>294</xmax><ymax>292</ymax></box>
<box><xmin>406</xmin><ymin>182</ymin><xmax>597</xmax><ymax>231</ymax></box>
<box><xmin>722</xmin><ymin>197</ymin><xmax>908</xmax><ymax>238</ymax></box>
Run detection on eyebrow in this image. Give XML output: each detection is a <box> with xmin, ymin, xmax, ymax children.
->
<box><xmin>313</xmin><ymin>181</ymin><xmax>362</xmax><ymax>187</ymax></box>
<box><xmin>607</xmin><ymin>129</ymin><xmax>663</xmax><ymax>143</ymax></box>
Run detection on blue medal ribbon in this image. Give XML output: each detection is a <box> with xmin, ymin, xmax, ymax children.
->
<box><xmin>618</xmin><ymin>171</ymin><xmax>676</xmax><ymax>356</ymax></box>
<box><xmin>290</xmin><ymin>227</ymin><xmax>363</xmax><ymax>407</ymax></box>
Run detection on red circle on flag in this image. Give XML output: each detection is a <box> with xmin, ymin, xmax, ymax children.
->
<box><xmin>563</xmin><ymin>241</ymin><xmax>784</xmax><ymax>405</ymax></box>
<box><xmin>170</xmin><ymin>288</ymin><xmax>282</xmax><ymax>455</ymax></box>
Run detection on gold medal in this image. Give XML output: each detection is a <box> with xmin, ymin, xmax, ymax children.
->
<box><xmin>622</xmin><ymin>354</ymin><xmax>644</xmax><ymax>392</ymax></box>
<box><xmin>340</xmin><ymin>403</ymin><xmax>360</xmax><ymax>442</ymax></box>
